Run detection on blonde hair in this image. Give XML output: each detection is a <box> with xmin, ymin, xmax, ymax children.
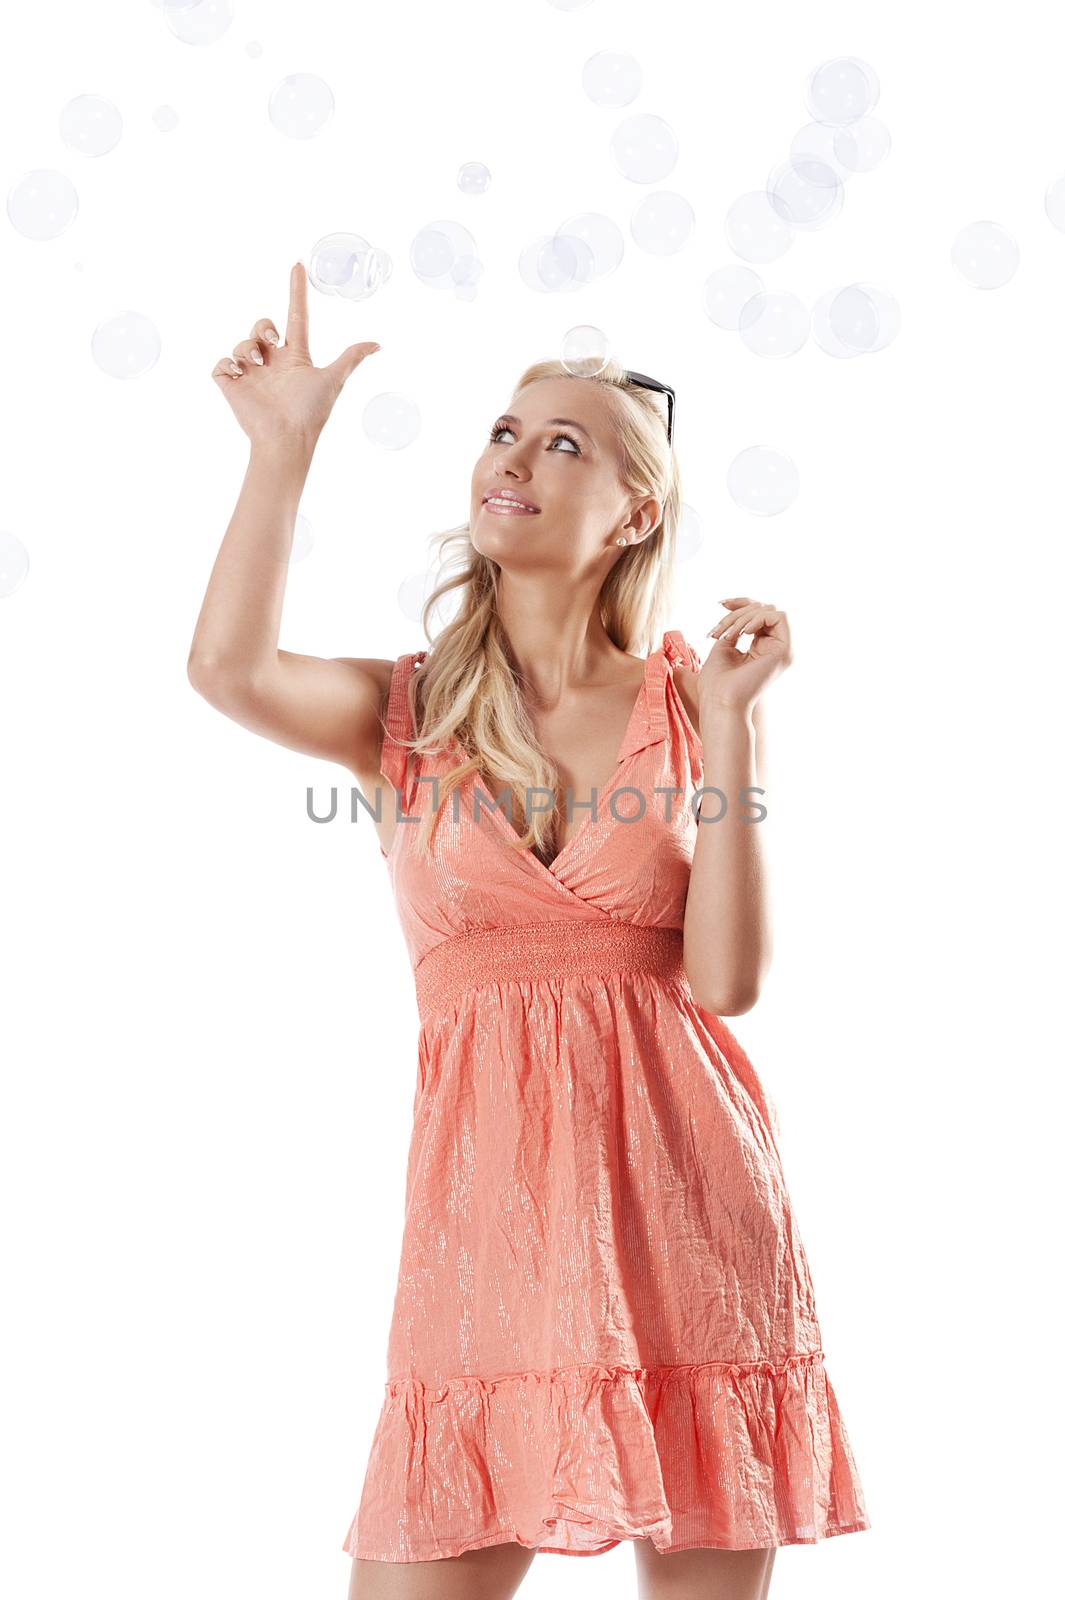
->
<box><xmin>390</xmin><ymin>356</ymin><xmax>683</xmax><ymax>863</ymax></box>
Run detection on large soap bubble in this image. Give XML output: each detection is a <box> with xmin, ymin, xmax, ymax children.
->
<box><xmin>703</xmin><ymin>265</ymin><xmax>764</xmax><ymax>330</ymax></box>
<box><xmin>675</xmin><ymin>503</ymin><xmax>704</xmax><ymax>561</ymax></box>
<box><xmin>362</xmin><ymin>393</ymin><xmax>421</xmax><ymax>450</ymax></box>
<box><xmin>561</xmin><ymin>326</ymin><xmax>611</xmax><ymax>376</ymax></box>
<box><xmin>834</xmin><ymin>117</ymin><xmax>891</xmax><ymax>174</ymax></box>
<box><xmin>610</xmin><ymin>113</ymin><xmax>679</xmax><ymax>183</ymax></box>
<box><xmin>268</xmin><ymin>74</ymin><xmax>334</xmax><ymax>138</ymax></box>
<box><xmin>165</xmin><ymin>0</ymin><xmax>233</xmax><ymax>45</ymax></box>
<box><xmin>737</xmin><ymin>292</ymin><xmax>809</xmax><ymax>359</ymax></box>
<box><xmin>411</xmin><ymin>220</ymin><xmax>482</xmax><ymax>297</ymax></box>
<box><xmin>726</xmin><ymin>191</ymin><xmax>793</xmax><ymax>263</ymax></box>
<box><xmin>951</xmin><ymin>221</ymin><xmax>1019</xmax><ymax>289</ymax></box>
<box><xmin>309</xmin><ymin>233</ymin><xmax>391</xmax><ymax>300</ymax></box>
<box><xmin>812</xmin><ymin>284</ymin><xmax>900</xmax><ymax>356</ymax></box>
<box><xmin>91</xmin><ymin>311</ymin><xmax>161</xmax><ymax>378</ymax></box>
<box><xmin>582</xmin><ymin>50</ymin><xmax>642</xmax><ymax>107</ymax></box>
<box><xmin>59</xmin><ymin>95</ymin><xmax>123</xmax><ymax>157</ymax></box>
<box><xmin>805</xmin><ymin>57</ymin><xmax>879</xmax><ymax>126</ymax></box>
<box><xmin>0</xmin><ymin>531</ymin><xmax>30</xmax><ymax>598</ymax></box>
<box><xmin>519</xmin><ymin>232</ymin><xmax>595</xmax><ymax>292</ymax></box>
<box><xmin>555</xmin><ymin>212</ymin><xmax>624</xmax><ymax>278</ymax></box>
<box><xmin>767</xmin><ymin>159</ymin><xmax>843</xmax><ymax>228</ymax></box>
<box><xmin>6</xmin><ymin>169</ymin><xmax>78</xmax><ymax>240</ymax></box>
<box><xmin>727</xmin><ymin>447</ymin><xmax>800</xmax><ymax>516</ymax></box>
<box><xmin>631</xmin><ymin>191</ymin><xmax>695</xmax><ymax>254</ymax></box>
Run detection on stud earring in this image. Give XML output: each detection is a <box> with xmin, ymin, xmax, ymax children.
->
<box><xmin>615</xmin><ymin>537</ymin><xmax>627</xmax><ymax>546</ymax></box>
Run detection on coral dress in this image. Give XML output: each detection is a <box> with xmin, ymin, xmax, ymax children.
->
<box><xmin>342</xmin><ymin>629</ymin><xmax>870</xmax><ymax>1562</ymax></box>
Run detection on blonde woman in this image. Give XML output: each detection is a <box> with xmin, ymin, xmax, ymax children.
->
<box><xmin>190</xmin><ymin>264</ymin><xmax>870</xmax><ymax>1600</ymax></box>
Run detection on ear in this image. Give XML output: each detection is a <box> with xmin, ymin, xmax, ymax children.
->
<box><xmin>625</xmin><ymin>495</ymin><xmax>663</xmax><ymax>541</ymax></box>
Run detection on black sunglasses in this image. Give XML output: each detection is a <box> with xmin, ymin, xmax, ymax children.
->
<box><xmin>624</xmin><ymin>369</ymin><xmax>675</xmax><ymax>448</ymax></box>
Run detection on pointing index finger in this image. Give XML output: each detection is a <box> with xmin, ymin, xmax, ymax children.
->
<box><xmin>286</xmin><ymin>261</ymin><xmax>309</xmax><ymax>354</ymax></box>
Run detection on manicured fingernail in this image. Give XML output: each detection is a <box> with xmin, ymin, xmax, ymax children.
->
<box><xmin>228</xmin><ymin>362</ymin><xmax>242</xmax><ymax>376</ymax></box>
<box><xmin>250</xmin><ymin>349</ymin><xmax>263</xmax><ymax>365</ymax></box>
<box><xmin>264</xmin><ymin>330</ymin><xmax>279</xmax><ymax>345</ymax></box>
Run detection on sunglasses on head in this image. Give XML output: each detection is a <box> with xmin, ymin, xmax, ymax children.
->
<box><xmin>624</xmin><ymin>369</ymin><xmax>675</xmax><ymax>448</ymax></box>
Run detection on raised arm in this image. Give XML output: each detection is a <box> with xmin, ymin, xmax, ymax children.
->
<box><xmin>187</xmin><ymin>262</ymin><xmax>388</xmax><ymax>778</ymax></box>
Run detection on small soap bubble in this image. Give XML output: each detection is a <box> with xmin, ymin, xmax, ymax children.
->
<box><xmin>0</xmin><ymin>531</ymin><xmax>30</xmax><ymax>598</ymax></box>
<box><xmin>268</xmin><ymin>74</ymin><xmax>334</xmax><ymax>138</ymax></box>
<box><xmin>834</xmin><ymin>117</ymin><xmax>891</xmax><ymax>173</ymax></box>
<box><xmin>828</xmin><ymin>284</ymin><xmax>879</xmax><ymax>350</ymax></box>
<box><xmin>582</xmin><ymin>50</ymin><xmax>642</xmax><ymax>108</ymax></box>
<box><xmin>725</xmin><ymin>191</ymin><xmax>793</xmax><ymax>263</ymax></box>
<box><xmin>91</xmin><ymin>311</ymin><xmax>161</xmax><ymax>378</ymax></box>
<box><xmin>738</xmin><ymin>292</ymin><xmax>809</xmax><ymax>359</ymax></box>
<box><xmin>766</xmin><ymin>159</ymin><xmax>843</xmax><ymax>228</ymax></box>
<box><xmin>518</xmin><ymin>232</ymin><xmax>595</xmax><ymax>292</ymax></box>
<box><xmin>556</xmin><ymin>212</ymin><xmax>624</xmax><ymax>278</ymax></box>
<box><xmin>630</xmin><ymin>191</ymin><xmax>695</xmax><ymax>255</ymax></box>
<box><xmin>702</xmin><ymin>265</ymin><xmax>765</xmax><ymax>331</ymax></box>
<box><xmin>152</xmin><ymin>105</ymin><xmax>180</xmax><ymax>133</ymax></box>
<box><xmin>289</xmin><ymin>513</ymin><xmax>313</xmax><ymax>564</ymax></box>
<box><xmin>951</xmin><ymin>221</ymin><xmax>1019</xmax><ymax>288</ymax></box>
<box><xmin>727</xmin><ymin>447</ymin><xmax>800</xmax><ymax>516</ymax></box>
<box><xmin>610</xmin><ymin>113</ymin><xmax>679</xmax><ymax>183</ymax></box>
<box><xmin>789</xmin><ymin>122</ymin><xmax>849</xmax><ymax>182</ymax></box>
<box><xmin>813</xmin><ymin>284</ymin><xmax>900</xmax><ymax>355</ymax></box>
<box><xmin>1046</xmin><ymin>173</ymin><xmax>1065</xmax><ymax>232</ymax></box>
<box><xmin>561</xmin><ymin>326</ymin><xmax>610</xmax><ymax>376</ymax></box>
<box><xmin>59</xmin><ymin>95</ymin><xmax>122</xmax><ymax>158</ymax></box>
<box><xmin>363</xmin><ymin>393</ymin><xmax>421</xmax><ymax>450</ymax></box>
<box><xmin>6</xmin><ymin>169</ymin><xmax>78</xmax><ymax>240</ymax></box>
<box><xmin>675</xmin><ymin>503</ymin><xmax>704</xmax><ymax>562</ymax></box>
<box><xmin>805</xmin><ymin>57</ymin><xmax>879</xmax><ymax>126</ymax></box>
<box><xmin>411</xmin><ymin>221</ymin><xmax>481</xmax><ymax>294</ymax></box>
<box><xmin>457</xmin><ymin>161</ymin><xmax>491</xmax><ymax>195</ymax></box>
<box><xmin>166</xmin><ymin>0</ymin><xmax>233</xmax><ymax>46</ymax></box>
<box><xmin>246</xmin><ymin>40</ymin><xmax>263</xmax><ymax>59</ymax></box>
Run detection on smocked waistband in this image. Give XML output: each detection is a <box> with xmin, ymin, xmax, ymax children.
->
<box><xmin>412</xmin><ymin>920</ymin><xmax>686</xmax><ymax>1024</ymax></box>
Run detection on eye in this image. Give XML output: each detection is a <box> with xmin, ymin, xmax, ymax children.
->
<box><xmin>488</xmin><ymin>423</ymin><xmax>581</xmax><ymax>455</ymax></box>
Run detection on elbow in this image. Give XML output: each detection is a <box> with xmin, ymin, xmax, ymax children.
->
<box><xmin>689</xmin><ymin>978</ymin><xmax>762</xmax><ymax>1017</ymax></box>
<box><xmin>187</xmin><ymin>654</ymin><xmax>250</xmax><ymax>701</ymax></box>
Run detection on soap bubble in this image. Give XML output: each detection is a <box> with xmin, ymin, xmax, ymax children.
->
<box><xmin>725</xmin><ymin>191</ymin><xmax>793</xmax><ymax>263</ymax></box>
<box><xmin>91</xmin><ymin>311</ymin><xmax>161</xmax><ymax>378</ymax></box>
<box><xmin>805</xmin><ymin>57</ymin><xmax>879</xmax><ymax>126</ymax></box>
<box><xmin>0</xmin><ymin>531</ymin><xmax>30</xmax><ymax>598</ymax></box>
<box><xmin>309</xmin><ymin>233</ymin><xmax>389</xmax><ymax>300</ymax></box>
<box><xmin>789</xmin><ymin>122</ymin><xmax>849</xmax><ymax>182</ymax></box>
<box><xmin>289</xmin><ymin>513</ymin><xmax>313</xmax><ymax>564</ymax></box>
<box><xmin>727</xmin><ymin>447</ymin><xmax>800</xmax><ymax>516</ymax></box>
<box><xmin>811</xmin><ymin>292</ymin><xmax>861</xmax><ymax>358</ymax></box>
<box><xmin>561</xmin><ymin>326</ymin><xmax>610</xmax><ymax>376</ymax></box>
<box><xmin>813</xmin><ymin>284</ymin><xmax>900</xmax><ymax>356</ymax></box>
<box><xmin>556</xmin><ymin>212</ymin><xmax>624</xmax><ymax>278</ymax></box>
<box><xmin>1046</xmin><ymin>174</ymin><xmax>1065</xmax><ymax>232</ymax></box>
<box><xmin>834</xmin><ymin>117</ymin><xmax>891</xmax><ymax>173</ymax></box>
<box><xmin>767</xmin><ymin>159</ymin><xmax>844</xmax><ymax>228</ymax></box>
<box><xmin>59</xmin><ymin>95</ymin><xmax>122</xmax><ymax>157</ymax></box>
<box><xmin>519</xmin><ymin>231</ymin><xmax>595</xmax><ymax>292</ymax></box>
<box><xmin>457</xmin><ymin>161</ymin><xmax>491</xmax><ymax>195</ymax></box>
<box><xmin>6</xmin><ymin>169</ymin><xmax>78</xmax><ymax>240</ymax></box>
<box><xmin>246</xmin><ymin>40</ymin><xmax>263</xmax><ymax>59</ymax></box>
<box><xmin>676</xmin><ymin>503</ymin><xmax>704</xmax><ymax>561</ymax></box>
<box><xmin>951</xmin><ymin>221</ymin><xmax>1019</xmax><ymax>288</ymax></box>
<box><xmin>268</xmin><ymin>74</ymin><xmax>334</xmax><ymax>138</ymax></box>
<box><xmin>153</xmin><ymin>106</ymin><xmax>180</xmax><ymax>133</ymax></box>
<box><xmin>165</xmin><ymin>0</ymin><xmax>233</xmax><ymax>45</ymax></box>
<box><xmin>702</xmin><ymin>265</ymin><xmax>765</xmax><ymax>330</ymax></box>
<box><xmin>738</xmin><ymin>292</ymin><xmax>809</xmax><ymax>359</ymax></box>
<box><xmin>362</xmin><ymin>393</ymin><xmax>420</xmax><ymax>450</ymax></box>
<box><xmin>610</xmin><ymin>113</ymin><xmax>679</xmax><ymax>183</ymax></box>
<box><xmin>582</xmin><ymin>50</ymin><xmax>642</xmax><ymax>107</ymax></box>
<box><xmin>631</xmin><ymin>191</ymin><xmax>695</xmax><ymax>254</ymax></box>
<box><xmin>411</xmin><ymin>220</ymin><xmax>481</xmax><ymax>295</ymax></box>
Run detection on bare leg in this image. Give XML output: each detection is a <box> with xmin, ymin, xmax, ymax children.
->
<box><xmin>348</xmin><ymin>1539</ymin><xmax>536</xmax><ymax>1600</ymax></box>
<box><xmin>634</xmin><ymin>1541</ymin><xmax>777</xmax><ymax>1600</ymax></box>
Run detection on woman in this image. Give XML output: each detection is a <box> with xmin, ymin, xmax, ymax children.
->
<box><xmin>190</xmin><ymin>263</ymin><xmax>871</xmax><ymax>1600</ymax></box>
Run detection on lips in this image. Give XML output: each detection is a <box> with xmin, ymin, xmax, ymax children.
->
<box><xmin>482</xmin><ymin>491</ymin><xmax>540</xmax><ymax>513</ymax></box>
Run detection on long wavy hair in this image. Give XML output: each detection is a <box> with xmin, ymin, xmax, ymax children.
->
<box><xmin>389</xmin><ymin>356</ymin><xmax>683</xmax><ymax>864</ymax></box>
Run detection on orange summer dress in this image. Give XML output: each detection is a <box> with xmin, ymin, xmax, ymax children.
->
<box><xmin>342</xmin><ymin>629</ymin><xmax>870</xmax><ymax>1561</ymax></box>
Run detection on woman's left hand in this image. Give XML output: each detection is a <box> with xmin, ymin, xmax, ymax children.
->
<box><xmin>700</xmin><ymin>596</ymin><xmax>793</xmax><ymax>715</ymax></box>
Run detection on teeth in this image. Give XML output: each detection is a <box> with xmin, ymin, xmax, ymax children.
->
<box><xmin>486</xmin><ymin>498</ymin><xmax>536</xmax><ymax>510</ymax></box>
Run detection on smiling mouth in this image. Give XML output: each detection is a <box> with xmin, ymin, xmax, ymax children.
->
<box><xmin>482</xmin><ymin>496</ymin><xmax>540</xmax><ymax>515</ymax></box>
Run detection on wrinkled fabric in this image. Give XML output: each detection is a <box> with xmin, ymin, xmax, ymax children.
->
<box><xmin>342</xmin><ymin>630</ymin><xmax>870</xmax><ymax>1562</ymax></box>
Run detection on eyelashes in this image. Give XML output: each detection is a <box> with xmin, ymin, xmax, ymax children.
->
<box><xmin>489</xmin><ymin>424</ymin><xmax>581</xmax><ymax>455</ymax></box>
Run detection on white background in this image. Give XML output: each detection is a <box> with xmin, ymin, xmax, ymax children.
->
<box><xmin>2</xmin><ymin>2</ymin><xmax>1061</xmax><ymax>1596</ymax></box>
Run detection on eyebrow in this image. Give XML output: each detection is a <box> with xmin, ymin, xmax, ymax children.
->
<box><xmin>496</xmin><ymin>413</ymin><xmax>595</xmax><ymax>441</ymax></box>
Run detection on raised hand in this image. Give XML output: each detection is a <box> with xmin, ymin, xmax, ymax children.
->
<box><xmin>700</xmin><ymin>597</ymin><xmax>793</xmax><ymax>714</ymax></box>
<box><xmin>211</xmin><ymin>261</ymin><xmax>381</xmax><ymax>448</ymax></box>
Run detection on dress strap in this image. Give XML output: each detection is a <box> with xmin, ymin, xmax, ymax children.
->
<box><xmin>380</xmin><ymin>649</ymin><xmax>428</xmax><ymax>797</ymax></box>
<box><xmin>617</xmin><ymin>629</ymin><xmax>703</xmax><ymax>762</ymax></box>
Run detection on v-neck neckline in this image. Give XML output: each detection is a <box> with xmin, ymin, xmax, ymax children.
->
<box><xmin>473</xmin><ymin>647</ymin><xmax>658</xmax><ymax>884</ymax></box>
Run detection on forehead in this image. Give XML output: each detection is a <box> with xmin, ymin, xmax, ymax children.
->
<box><xmin>501</xmin><ymin>377</ymin><xmax>620</xmax><ymax>450</ymax></box>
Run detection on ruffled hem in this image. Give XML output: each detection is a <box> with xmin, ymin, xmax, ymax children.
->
<box><xmin>342</xmin><ymin>1351</ymin><xmax>871</xmax><ymax>1562</ymax></box>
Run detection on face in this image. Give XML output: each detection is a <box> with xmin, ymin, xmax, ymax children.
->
<box><xmin>469</xmin><ymin>377</ymin><xmax>660</xmax><ymax>569</ymax></box>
